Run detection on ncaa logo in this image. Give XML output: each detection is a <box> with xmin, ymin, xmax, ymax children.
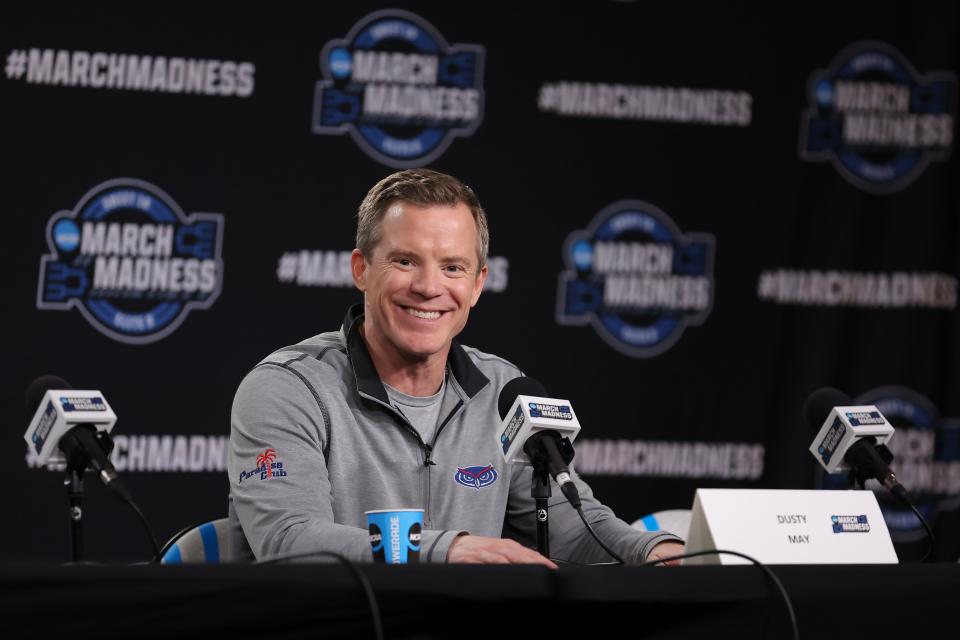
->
<box><xmin>557</xmin><ymin>200</ymin><xmax>715</xmax><ymax>358</ymax></box>
<box><xmin>312</xmin><ymin>9</ymin><xmax>485</xmax><ymax>168</ymax></box>
<box><xmin>37</xmin><ymin>178</ymin><xmax>224</xmax><ymax>344</ymax></box>
<box><xmin>799</xmin><ymin>40</ymin><xmax>956</xmax><ymax>193</ymax></box>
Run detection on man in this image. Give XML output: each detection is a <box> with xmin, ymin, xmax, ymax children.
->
<box><xmin>228</xmin><ymin>169</ymin><xmax>684</xmax><ymax>565</ymax></box>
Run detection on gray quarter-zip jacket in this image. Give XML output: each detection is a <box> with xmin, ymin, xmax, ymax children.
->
<box><xmin>227</xmin><ymin>304</ymin><xmax>680</xmax><ymax>563</ymax></box>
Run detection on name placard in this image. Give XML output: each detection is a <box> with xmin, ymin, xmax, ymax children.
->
<box><xmin>682</xmin><ymin>489</ymin><xmax>898</xmax><ymax>565</ymax></box>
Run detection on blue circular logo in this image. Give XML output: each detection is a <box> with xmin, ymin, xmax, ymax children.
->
<box><xmin>814</xmin><ymin>79</ymin><xmax>833</xmax><ymax>107</ymax></box>
<box><xmin>53</xmin><ymin>219</ymin><xmax>80</xmax><ymax>252</ymax></box>
<box><xmin>571</xmin><ymin>239</ymin><xmax>593</xmax><ymax>271</ymax></box>
<box><xmin>329</xmin><ymin>47</ymin><xmax>351</xmax><ymax>79</ymax></box>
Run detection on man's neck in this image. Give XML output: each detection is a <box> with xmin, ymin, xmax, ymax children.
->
<box><xmin>360</xmin><ymin>324</ymin><xmax>449</xmax><ymax>397</ymax></box>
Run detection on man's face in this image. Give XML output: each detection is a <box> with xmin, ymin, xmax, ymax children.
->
<box><xmin>352</xmin><ymin>201</ymin><xmax>488</xmax><ymax>364</ymax></box>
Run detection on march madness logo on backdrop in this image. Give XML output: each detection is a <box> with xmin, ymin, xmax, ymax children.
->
<box><xmin>556</xmin><ymin>200</ymin><xmax>715</xmax><ymax>358</ymax></box>
<box><xmin>36</xmin><ymin>178</ymin><xmax>224</xmax><ymax>344</ymax></box>
<box><xmin>799</xmin><ymin>40</ymin><xmax>956</xmax><ymax>193</ymax></box>
<box><xmin>311</xmin><ymin>9</ymin><xmax>485</xmax><ymax>168</ymax></box>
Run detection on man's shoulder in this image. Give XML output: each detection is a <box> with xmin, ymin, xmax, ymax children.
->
<box><xmin>247</xmin><ymin>330</ymin><xmax>350</xmax><ymax>383</ymax></box>
<box><xmin>232</xmin><ymin>329</ymin><xmax>353</xmax><ymax>424</ymax></box>
<box><xmin>457</xmin><ymin>343</ymin><xmax>523</xmax><ymax>380</ymax></box>
<box><xmin>259</xmin><ymin>330</ymin><xmax>347</xmax><ymax>365</ymax></box>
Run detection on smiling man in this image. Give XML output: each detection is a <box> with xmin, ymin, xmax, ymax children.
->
<box><xmin>352</xmin><ymin>196</ymin><xmax>484</xmax><ymax>398</ymax></box>
<box><xmin>227</xmin><ymin>169</ymin><xmax>684</xmax><ymax>565</ymax></box>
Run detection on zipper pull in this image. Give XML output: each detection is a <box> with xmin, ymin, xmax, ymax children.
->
<box><xmin>424</xmin><ymin>444</ymin><xmax>437</xmax><ymax>467</ymax></box>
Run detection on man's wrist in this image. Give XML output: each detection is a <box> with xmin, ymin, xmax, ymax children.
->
<box><xmin>438</xmin><ymin>531</ymin><xmax>470</xmax><ymax>562</ymax></box>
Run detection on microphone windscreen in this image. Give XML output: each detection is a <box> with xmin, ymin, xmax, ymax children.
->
<box><xmin>802</xmin><ymin>387</ymin><xmax>852</xmax><ymax>431</ymax></box>
<box><xmin>26</xmin><ymin>374</ymin><xmax>73</xmax><ymax>418</ymax></box>
<box><xmin>498</xmin><ymin>376</ymin><xmax>548</xmax><ymax>420</ymax></box>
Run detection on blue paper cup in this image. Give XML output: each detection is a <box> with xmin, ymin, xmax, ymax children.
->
<box><xmin>365</xmin><ymin>508</ymin><xmax>423</xmax><ymax>564</ymax></box>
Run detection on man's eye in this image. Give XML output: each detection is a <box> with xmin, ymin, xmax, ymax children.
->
<box><xmin>394</xmin><ymin>258</ymin><xmax>412</xmax><ymax>267</ymax></box>
<box><xmin>444</xmin><ymin>265</ymin><xmax>466</xmax><ymax>274</ymax></box>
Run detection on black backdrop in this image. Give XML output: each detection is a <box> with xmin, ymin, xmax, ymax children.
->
<box><xmin>3</xmin><ymin>2</ymin><xmax>957</xmax><ymax>563</ymax></box>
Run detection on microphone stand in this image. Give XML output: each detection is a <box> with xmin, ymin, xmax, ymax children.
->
<box><xmin>525</xmin><ymin>433</ymin><xmax>578</xmax><ymax>559</ymax></box>
<box><xmin>59</xmin><ymin>430</ymin><xmax>115</xmax><ymax>564</ymax></box>
<box><xmin>530</xmin><ymin>466</ymin><xmax>551</xmax><ymax>558</ymax></box>
<box><xmin>848</xmin><ymin>468</ymin><xmax>866</xmax><ymax>491</ymax></box>
<box><xmin>526</xmin><ymin>439</ymin><xmax>557</xmax><ymax>558</ymax></box>
<box><xmin>64</xmin><ymin>462</ymin><xmax>88</xmax><ymax>563</ymax></box>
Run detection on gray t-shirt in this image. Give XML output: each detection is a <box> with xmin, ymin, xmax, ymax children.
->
<box><xmin>384</xmin><ymin>374</ymin><xmax>446</xmax><ymax>445</ymax></box>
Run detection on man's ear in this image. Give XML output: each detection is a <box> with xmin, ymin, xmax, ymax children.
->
<box><xmin>470</xmin><ymin>263</ymin><xmax>488</xmax><ymax>307</ymax></box>
<box><xmin>351</xmin><ymin>249</ymin><xmax>368</xmax><ymax>292</ymax></box>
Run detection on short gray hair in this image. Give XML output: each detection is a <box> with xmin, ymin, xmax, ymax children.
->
<box><xmin>356</xmin><ymin>169</ymin><xmax>489</xmax><ymax>270</ymax></box>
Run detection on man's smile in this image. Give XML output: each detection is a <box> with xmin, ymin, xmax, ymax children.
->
<box><xmin>400</xmin><ymin>305</ymin><xmax>445</xmax><ymax>321</ymax></box>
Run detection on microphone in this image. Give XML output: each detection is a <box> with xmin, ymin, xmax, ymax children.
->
<box><xmin>804</xmin><ymin>387</ymin><xmax>904</xmax><ymax>495</ymax></box>
<box><xmin>497</xmin><ymin>377</ymin><xmax>582</xmax><ymax>508</ymax></box>
<box><xmin>24</xmin><ymin>375</ymin><xmax>129</xmax><ymax>499</ymax></box>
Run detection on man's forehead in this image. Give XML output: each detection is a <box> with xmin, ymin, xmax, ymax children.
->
<box><xmin>380</xmin><ymin>201</ymin><xmax>475</xmax><ymax>232</ymax></box>
<box><xmin>385</xmin><ymin>202</ymin><xmax>406</xmax><ymax>219</ymax></box>
<box><xmin>374</xmin><ymin>204</ymin><xmax>478</xmax><ymax>264</ymax></box>
<box><xmin>383</xmin><ymin>200</ymin><xmax>467</xmax><ymax>216</ymax></box>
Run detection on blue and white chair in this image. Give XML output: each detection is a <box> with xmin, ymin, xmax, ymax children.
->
<box><xmin>159</xmin><ymin>518</ymin><xmax>230</xmax><ymax>564</ymax></box>
<box><xmin>631</xmin><ymin>509</ymin><xmax>692</xmax><ymax>540</ymax></box>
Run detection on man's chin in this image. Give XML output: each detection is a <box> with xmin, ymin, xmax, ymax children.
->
<box><xmin>394</xmin><ymin>337</ymin><xmax>450</xmax><ymax>361</ymax></box>
<box><xmin>400</xmin><ymin>345</ymin><xmax>446</xmax><ymax>360</ymax></box>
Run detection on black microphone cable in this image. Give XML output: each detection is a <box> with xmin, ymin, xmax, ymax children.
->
<box><xmin>888</xmin><ymin>485</ymin><xmax>935</xmax><ymax>562</ymax></box>
<box><xmin>641</xmin><ymin>549</ymin><xmax>798</xmax><ymax>640</ymax></box>
<box><xmin>551</xmin><ymin>548</ymin><xmax>799</xmax><ymax>640</ymax></box>
<box><xmin>572</xmin><ymin>506</ymin><xmax>625</xmax><ymax>565</ymax></box>
<box><xmin>115</xmin><ymin>487</ymin><xmax>162</xmax><ymax>563</ymax></box>
<box><xmin>65</xmin><ymin>427</ymin><xmax>163</xmax><ymax>562</ymax></box>
<box><xmin>260</xmin><ymin>550</ymin><xmax>384</xmax><ymax>640</ymax></box>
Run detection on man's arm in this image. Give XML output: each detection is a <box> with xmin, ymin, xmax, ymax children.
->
<box><xmin>502</xmin><ymin>462</ymin><xmax>683</xmax><ymax>565</ymax></box>
<box><xmin>229</xmin><ymin>365</ymin><xmax>462</xmax><ymax>563</ymax></box>
<box><xmin>446</xmin><ymin>533</ymin><xmax>558</xmax><ymax>567</ymax></box>
<box><xmin>229</xmin><ymin>365</ymin><xmax>372</xmax><ymax>562</ymax></box>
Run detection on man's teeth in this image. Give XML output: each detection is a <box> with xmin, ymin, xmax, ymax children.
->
<box><xmin>405</xmin><ymin>307</ymin><xmax>441</xmax><ymax>319</ymax></box>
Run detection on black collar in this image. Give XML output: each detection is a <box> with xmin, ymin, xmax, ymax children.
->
<box><xmin>343</xmin><ymin>304</ymin><xmax>489</xmax><ymax>403</ymax></box>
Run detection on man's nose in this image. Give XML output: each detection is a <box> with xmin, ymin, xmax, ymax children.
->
<box><xmin>410</xmin><ymin>265</ymin><xmax>444</xmax><ymax>297</ymax></box>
